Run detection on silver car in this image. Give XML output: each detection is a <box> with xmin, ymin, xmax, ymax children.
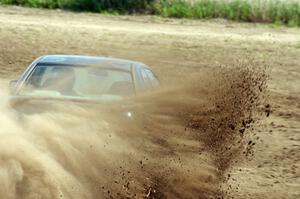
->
<box><xmin>9</xmin><ymin>55</ymin><xmax>160</xmax><ymax>115</ymax></box>
<box><xmin>10</xmin><ymin>55</ymin><xmax>160</xmax><ymax>101</ymax></box>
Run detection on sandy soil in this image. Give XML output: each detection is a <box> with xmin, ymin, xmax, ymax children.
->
<box><xmin>0</xmin><ymin>5</ymin><xmax>299</xmax><ymax>199</ymax></box>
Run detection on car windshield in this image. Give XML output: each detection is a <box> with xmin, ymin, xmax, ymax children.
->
<box><xmin>19</xmin><ymin>64</ymin><xmax>134</xmax><ymax>100</ymax></box>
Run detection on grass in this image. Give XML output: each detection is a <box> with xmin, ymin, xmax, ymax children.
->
<box><xmin>0</xmin><ymin>0</ymin><xmax>299</xmax><ymax>26</ymax></box>
<box><xmin>0</xmin><ymin>0</ymin><xmax>155</xmax><ymax>13</ymax></box>
<box><xmin>156</xmin><ymin>0</ymin><xmax>300</xmax><ymax>26</ymax></box>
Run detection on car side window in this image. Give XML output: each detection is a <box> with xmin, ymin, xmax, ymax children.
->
<box><xmin>141</xmin><ymin>69</ymin><xmax>151</xmax><ymax>85</ymax></box>
<box><xmin>136</xmin><ymin>65</ymin><xmax>160</xmax><ymax>92</ymax></box>
<box><xmin>136</xmin><ymin>67</ymin><xmax>152</xmax><ymax>90</ymax></box>
<box><xmin>144</xmin><ymin>69</ymin><xmax>160</xmax><ymax>88</ymax></box>
<box><xmin>27</xmin><ymin>65</ymin><xmax>49</xmax><ymax>87</ymax></box>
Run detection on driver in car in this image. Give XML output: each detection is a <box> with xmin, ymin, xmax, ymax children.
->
<box><xmin>42</xmin><ymin>67</ymin><xmax>78</xmax><ymax>96</ymax></box>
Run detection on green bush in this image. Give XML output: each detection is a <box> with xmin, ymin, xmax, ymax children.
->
<box><xmin>156</xmin><ymin>0</ymin><xmax>300</xmax><ymax>26</ymax></box>
<box><xmin>0</xmin><ymin>0</ymin><xmax>299</xmax><ymax>26</ymax></box>
<box><xmin>0</xmin><ymin>0</ymin><xmax>155</xmax><ymax>12</ymax></box>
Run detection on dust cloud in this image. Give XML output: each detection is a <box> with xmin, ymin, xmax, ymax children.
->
<box><xmin>0</xmin><ymin>63</ymin><xmax>267</xmax><ymax>199</ymax></box>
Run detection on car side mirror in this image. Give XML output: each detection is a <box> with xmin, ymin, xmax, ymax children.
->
<box><xmin>9</xmin><ymin>80</ymin><xmax>18</xmax><ymax>94</ymax></box>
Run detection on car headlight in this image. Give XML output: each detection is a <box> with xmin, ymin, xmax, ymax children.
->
<box><xmin>126</xmin><ymin>111</ymin><xmax>132</xmax><ymax>118</ymax></box>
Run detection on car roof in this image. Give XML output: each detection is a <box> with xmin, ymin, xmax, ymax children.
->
<box><xmin>37</xmin><ymin>55</ymin><xmax>149</xmax><ymax>72</ymax></box>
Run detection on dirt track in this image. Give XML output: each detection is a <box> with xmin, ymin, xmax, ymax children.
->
<box><xmin>0</xmin><ymin>5</ymin><xmax>299</xmax><ymax>199</ymax></box>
